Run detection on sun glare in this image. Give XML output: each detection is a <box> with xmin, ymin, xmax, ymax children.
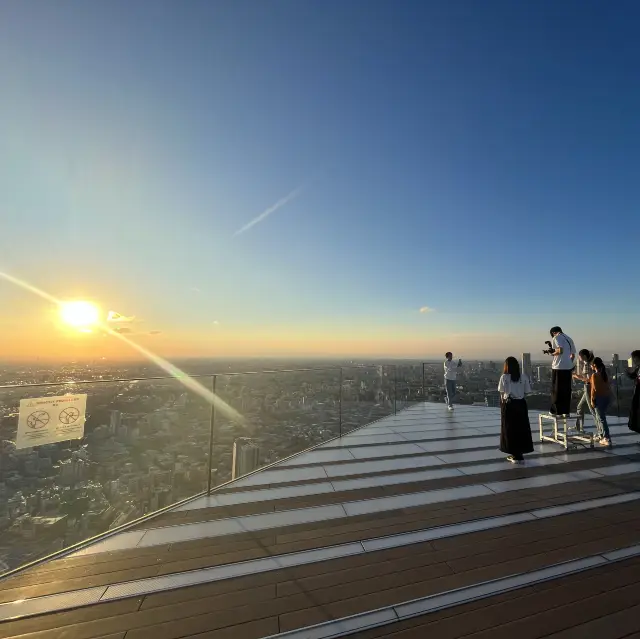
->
<box><xmin>59</xmin><ymin>301</ymin><xmax>101</xmax><ymax>328</ymax></box>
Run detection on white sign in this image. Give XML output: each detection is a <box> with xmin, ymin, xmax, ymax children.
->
<box><xmin>15</xmin><ymin>394</ymin><xmax>87</xmax><ymax>449</ymax></box>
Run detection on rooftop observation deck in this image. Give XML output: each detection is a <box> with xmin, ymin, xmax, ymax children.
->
<box><xmin>2</xmin><ymin>403</ymin><xmax>640</xmax><ymax>639</ymax></box>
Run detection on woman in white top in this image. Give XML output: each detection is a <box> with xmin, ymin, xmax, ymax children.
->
<box><xmin>498</xmin><ymin>356</ymin><xmax>533</xmax><ymax>464</ymax></box>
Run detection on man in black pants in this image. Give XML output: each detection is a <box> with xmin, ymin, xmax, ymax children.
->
<box><xmin>547</xmin><ymin>326</ymin><xmax>576</xmax><ymax>415</ymax></box>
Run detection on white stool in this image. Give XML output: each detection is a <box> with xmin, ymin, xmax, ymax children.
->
<box><xmin>539</xmin><ymin>413</ymin><xmax>594</xmax><ymax>450</ymax></box>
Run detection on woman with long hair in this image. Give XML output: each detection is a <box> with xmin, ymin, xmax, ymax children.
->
<box><xmin>573</xmin><ymin>349</ymin><xmax>597</xmax><ymax>433</ymax></box>
<box><xmin>590</xmin><ymin>357</ymin><xmax>613</xmax><ymax>446</ymax></box>
<box><xmin>626</xmin><ymin>350</ymin><xmax>640</xmax><ymax>435</ymax></box>
<box><xmin>498</xmin><ymin>356</ymin><xmax>533</xmax><ymax>464</ymax></box>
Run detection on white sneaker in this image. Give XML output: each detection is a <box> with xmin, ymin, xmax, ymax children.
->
<box><xmin>447</xmin><ymin>405</ymin><xmax>454</xmax><ymax>411</ymax></box>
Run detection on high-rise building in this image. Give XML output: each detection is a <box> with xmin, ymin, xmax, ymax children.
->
<box><xmin>232</xmin><ymin>438</ymin><xmax>261</xmax><ymax>479</ymax></box>
<box><xmin>109</xmin><ymin>410</ymin><xmax>122</xmax><ymax>434</ymax></box>
<box><xmin>522</xmin><ymin>353</ymin><xmax>532</xmax><ymax>381</ymax></box>
<box><xmin>612</xmin><ymin>354</ymin><xmax>624</xmax><ymax>388</ymax></box>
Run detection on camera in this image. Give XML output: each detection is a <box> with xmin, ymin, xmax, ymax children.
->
<box><xmin>542</xmin><ymin>340</ymin><xmax>554</xmax><ymax>355</ymax></box>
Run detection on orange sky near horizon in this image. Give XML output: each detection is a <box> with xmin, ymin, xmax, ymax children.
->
<box><xmin>0</xmin><ymin>315</ymin><xmax>513</xmax><ymax>362</ymax></box>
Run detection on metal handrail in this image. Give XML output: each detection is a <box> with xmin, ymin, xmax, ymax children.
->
<box><xmin>0</xmin><ymin>363</ymin><xmax>399</xmax><ymax>390</ymax></box>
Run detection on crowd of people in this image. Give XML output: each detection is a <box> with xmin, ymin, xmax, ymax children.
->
<box><xmin>443</xmin><ymin>331</ymin><xmax>640</xmax><ymax>465</ymax></box>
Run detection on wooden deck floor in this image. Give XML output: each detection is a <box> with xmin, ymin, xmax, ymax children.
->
<box><xmin>1</xmin><ymin>404</ymin><xmax>639</xmax><ymax>639</ymax></box>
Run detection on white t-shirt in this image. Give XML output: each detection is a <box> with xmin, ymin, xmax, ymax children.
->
<box><xmin>498</xmin><ymin>373</ymin><xmax>531</xmax><ymax>400</ymax></box>
<box><xmin>444</xmin><ymin>359</ymin><xmax>460</xmax><ymax>380</ymax></box>
<box><xmin>552</xmin><ymin>333</ymin><xmax>576</xmax><ymax>370</ymax></box>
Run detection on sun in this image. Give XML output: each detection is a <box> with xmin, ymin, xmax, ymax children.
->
<box><xmin>59</xmin><ymin>301</ymin><xmax>101</xmax><ymax>328</ymax></box>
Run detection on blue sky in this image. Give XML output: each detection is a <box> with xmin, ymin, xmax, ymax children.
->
<box><xmin>0</xmin><ymin>0</ymin><xmax>638</xmax><ymax>359</ymax></box>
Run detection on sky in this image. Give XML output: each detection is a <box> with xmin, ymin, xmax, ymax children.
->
<box><xmin>0</xmin><ymin>0</ymin><xmax>638</xmax><ymax>362</ymax></box>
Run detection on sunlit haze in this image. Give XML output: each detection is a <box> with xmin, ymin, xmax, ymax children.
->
<box><xmin>1</xmin><ymin>1</ymin><xmax>639</xmax><ymax>362</ymax></box>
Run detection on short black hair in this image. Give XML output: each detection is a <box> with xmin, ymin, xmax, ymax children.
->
<box><xmin>550</xmin><ymin>326</ymin><xmax>562</xmax><ymax>336</ymax></box>
<box><xmin>445</xmin><ymin>352</ymin><xmax>452</xmax><ymax>358</ymax></box>
<box><xmin>578</xmin><ymin>349</ymin><xmax>594</xmax><ymax>361</ymax></box>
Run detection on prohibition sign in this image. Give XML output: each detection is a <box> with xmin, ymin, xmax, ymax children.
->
<box><xmin>27</xmin><ymin>411</ymin><xmax>50</xmax><ymax>430</ymax></box>
<box><xmin>59</xmin><ymin>407</ymin><xmax>81</xmax><ymax>425</ymax></box>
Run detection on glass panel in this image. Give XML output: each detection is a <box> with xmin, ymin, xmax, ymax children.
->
<box><xmin>394</xmin><ymin>363</ymin><xmax>425</xmax><ymax>412</ymax></box>
<box><xmin>0</xmin><ymin>377</ymin><xmax>210</xmax><ymax>575</ymax></box>
<box><xmin>213</xmin><ymin>368</ymin><xmax>342</xmax><ymax>482</ymax></box>
<box><xmin>340</xmin><ymin>365</ymin><xmax>394</xmax><ymax>435</ymax></box>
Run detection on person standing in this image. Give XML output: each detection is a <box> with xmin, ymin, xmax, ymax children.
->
<box><xmin>444</xmin><ymin>352</ymin><xmax>462</xmax><ymax>411</ymax></box>
<box><xmin>590</xmin><ymin>357</ymin><xmax>613</xmax><ymax>446</ymax></box>
<box><xmin>626</xmin><ymin>350</ymin><xmax>640</xmax><ymax>435</ymax></box>
<box><xmin>498</xmin><ymin>357</ymin><xmax>534</xmax><ymax>464</ymax></box>
<box><xmin>573</xmin><ymin>349</ymin><xmax>598</xmax><ymax>433</ymax></box>
<box><xmin>547</xmin><ymin>326</ymin><xmax>576</xmax><ymax>415</ymax></box>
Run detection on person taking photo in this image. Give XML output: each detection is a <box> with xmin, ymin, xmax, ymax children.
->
<box><xmin>443</xmin><ymin>352</ymin><xmax>462</xmax><ymax>411</ymax></box>
<box><xmin>547</xmin><ymin>326</ymin><xmax>576</xmax><ymax>416</ymax></box>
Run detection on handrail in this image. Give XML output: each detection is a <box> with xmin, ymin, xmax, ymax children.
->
<box><xmin>0</xmin><ymin>362</ymin><xmax>402</xmax><ymax>390</ymax></box>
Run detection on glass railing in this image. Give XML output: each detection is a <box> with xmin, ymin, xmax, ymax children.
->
<box><xmin>0</xmin><ymin>363</ymin><xmax>404</xmax><ymax>576</ymax></box>
<box><xmin>1</xmin><ymin>358</ymin><xmax>633</xmax><ymax>576</ymax></box>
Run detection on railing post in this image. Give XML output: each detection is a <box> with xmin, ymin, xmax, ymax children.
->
<box><xmin>394</xmin><ymin>365</ymin><xmax>397</xmax><ymax>415</ymax></box>
<box><xmin>616</xmin><ymin>363</ymin><xmax>621</xmax><ymax>419</ymax></box>
<box><xmin>339</xmin><ymin>367</ymin><xmax>343</xmax><ymax>437</ymax></box>
<box><xmin>206</xmin><ymin>375</ymin><xmax>217</xmax><ymax>494</ymax></box>
<box><xmin>422</xmin><ymin>363</ymin><xmax>425</xmax><ymax>400</ymax></box>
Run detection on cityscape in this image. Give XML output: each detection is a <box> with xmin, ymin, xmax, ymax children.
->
<box><xmin>0</xmin><ymin>355</ymin><xmax>635</xmax><ymax>574</ymax></box>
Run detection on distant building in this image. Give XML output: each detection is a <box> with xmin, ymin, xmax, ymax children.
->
<box><xmin>109</xmin><ymin>410</ymin><xmax>122</xmax><ymax>434</ymax></box>
<box><xmin>232</xmin><ymin>438</ymin><xmax>261</xmax><ymax>480</ymax></box>
<box><xmin>611</xmin><ymin>354</ymin><xmax>625</xmax><ymax>388</ymax></box>
<box><xmin>484</xmin><ymin>390</ymin><xmax>501</xmax><ymax>408</ymax></box>
<box><xmin>522</xmin><ymin>353</ymin><xmax>532</xmax><ymax>381</ymax></box>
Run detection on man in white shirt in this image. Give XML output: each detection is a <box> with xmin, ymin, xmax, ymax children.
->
<box><xmin>547</xmin><ymin>326</ymin><xmax>576</xmax><ymax>415</ymax></box>
<box><xmin>444</xmin><ymin>352</ymin><xmax>462</xmax><ymax>411</ymax></box>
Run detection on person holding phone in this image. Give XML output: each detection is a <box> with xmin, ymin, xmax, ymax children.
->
<box><xmin>444</xmin><ymin>352</ymin><xmax>462</xmax><ymax>411</ymax></box>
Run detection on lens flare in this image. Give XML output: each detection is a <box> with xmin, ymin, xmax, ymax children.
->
<box><xmin>60</xmin><ymin>301</ymin><xmax>101</xmax><ymax>328</ymax></box>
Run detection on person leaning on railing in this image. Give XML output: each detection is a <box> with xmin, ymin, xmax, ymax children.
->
<box><xmin>572</xmin><ymin>349</ymin><xmax>598</xmax><ymax>433</ymax></box>
<box><xmin>626</xmin><ymin>350</ymin><xmax>640</xmax><ymax>435</ymax></box>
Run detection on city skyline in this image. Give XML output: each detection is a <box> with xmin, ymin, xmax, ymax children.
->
<box><xmin>1</xmin><ymin>1</ymin><xmax>639</xmax><ymax>361</ymax></box>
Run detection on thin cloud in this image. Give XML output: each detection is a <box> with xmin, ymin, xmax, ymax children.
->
<box><xmin>232</xmin><ymin>185</ymin><xmax>304</xmax><ymax>237</ymax></box>
<box><xmin>149</xmin><ymin>330</ymin><xmax>162</xmax><ymax>335</ymax></box>
<box><xmin>419</xmin><ymin>306</ymin><xmax>434</xmax><ymax>314</ymax></box>
<box><xmin>107</xmin><ymin>311</ymin><xmax>137</xmax><ymax>323</ymax></box>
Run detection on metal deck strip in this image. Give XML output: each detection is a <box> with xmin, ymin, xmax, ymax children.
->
<box><xmin>267</xmin><ymin>544</ymin><xmax>640</xmax><ymax>639</ymax></box>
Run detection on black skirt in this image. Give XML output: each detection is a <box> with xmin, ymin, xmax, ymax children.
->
<box><xmin>500</xmin><ymin>398</ymin><xmax>534</xmax><ymax>455</ymax></box>
<box><xmin>629</xmin><ymin>384</ymin><xmax>640</xmax><ymax>433</ymax></box>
